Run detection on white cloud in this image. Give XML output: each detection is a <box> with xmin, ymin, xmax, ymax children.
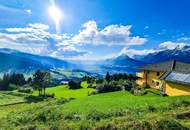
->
<box><xmin>144</xmin><ymin>26</ymin><xmax>149</xmax><ymax>29</ymax></box>
<box><xmin>119</xmin><ymin>40</ymin><xmax>190</xmax><ymax>58</ymax></box>
<box><xmin>25</xmin><ymin>9</ymin><xmax>32</xmax><ymax>14</ymax></box>
<box><xmin>177</xmin><ymin>37</ymin><xmax>190</xmax><ymax>42</ymax></box>
<box><xmin>5</xmin><ymin>23</ymin><xmax>49</xmax><ymax>33</ymax></box>
<box><xmin>72</xmin><ymin>20</ymin><xmax>147</xmax><ymax>46</ymax></box>
<box><xmin>159</xmin><ymin>41</ymin><xmax>189</xmax><ymax>50</ymax></box>
<box><xmin>119</xmin><ymin>47</ymin><xmax>156</xmax><ymax>57</ymax></box>
<box><xmin>0</xmin><ymin>20</ymin><xmax>148</xmax><ymax>60</ymax></box>
<box><xmin>51</xmin><ymin>45</ymin><xmax>89</xmax><ymax>59</ymax></box>
<box><xmin>0</xmin><ymin>23</ymin><xmax>86</xmax><ymax>59</ymax></box>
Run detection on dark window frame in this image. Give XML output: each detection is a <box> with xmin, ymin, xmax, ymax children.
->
<box><xmin>156</xmin><ymin>72</ymin><xmax>160</xmax><ymax>76</ymax></box>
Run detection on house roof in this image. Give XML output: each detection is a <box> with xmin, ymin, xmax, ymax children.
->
<box><xmin>141</xmin><ymin>60</ymin><xmax>190</xmax><ymax>86</ymax></box>
<box><xmin>141</xmin><ymin>60</ymin><xmax>190</xmax><ymax>74</ymax></box>
<box><xmin>161</xmin><ymin>71</ymin><xmax>190</xmax><ymax>86</ymax></box>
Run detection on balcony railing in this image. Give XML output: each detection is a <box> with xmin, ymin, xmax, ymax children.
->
<box><xmin>136</xmin><ymin>72</ymin><xmax>145</xmax><ymax>78</ymax></box>
<box><xmin>136</xmin><ymin>79</ymin><xmax>146</xmax><ymax>86</ymax></box>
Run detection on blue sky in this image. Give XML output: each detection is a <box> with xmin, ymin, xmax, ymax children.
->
<box><xmin>0</xmin><ymin>0</ymin><xmax>190</xmax><ymax>60</ymax></box>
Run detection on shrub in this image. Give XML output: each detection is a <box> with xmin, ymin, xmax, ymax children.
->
<box><xmin>94</xmin><ymin>123</ymin><xmax>117</xmax><ymax>130</ymax></box>
<box><xmin>176</xmin><ymin>111</ymin><xmax>190</xmax><ymax>119</ymax></box>
<box><xmin>64</xmin><ymin>112</ymin><xmax>81</xmax><ymax>120</ymax></box>
<box><xmin>68</xmin><ymin>80</ymin><xmax>82</xmax><ymax>89</ymax></box>
<box><xmin>131</xmin><ymin>88</ymin><xmax>147</xmax><ymax>96</ymax></box>
<box><xmin>95</xmin><ymin>78</ymin><xmax>104</xmax><ymax>84</ymax></box>
<box><xmin>88</xmin><ymin>90</ymin><xmax>98</xmax><ymax>96</ymax></box>
<box><xmin>96</xmin><ymin>81</ymin><xmax>123</xmax><ymax>93</ymax></box>
<box><xmin>147</xmin><ymin>105</ymin><xmax>157</xmax><ymax>112</ymax></box>
<box><xmin>45</xmin><ymin>93</ymin><xmax>55</xmax><ymax>98</ymax></box>
<box><xmin>156</xmin><ymin>119</ymin><xmax>189</xmax><ymax>130</ymax></box>
<box><xmin>8</xmin><ymin>84</ymin><xmax>19</xmax><ymax>90</ymax></box>
<box><xmin>170</xmin><ymin>100</ymin><xmax>190</xmax><ymax>108</ymax></box>
<box><xmin>122</xmin><ymin>81</ymin><xmax>133</xmax><ymax>91</ymax></box>
<box><xmin>57</xmin><ymin>98</ymin><xmax>71</xmax><ymax>105</ymax></box>
<box><xmin>86</xmin><ymin>110</ymin><xmax>106</xmax><ymax>121</ymax></box>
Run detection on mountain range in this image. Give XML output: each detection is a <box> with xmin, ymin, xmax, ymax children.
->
<box><xmin>138</xmin><ymin>45</ymin><xmax>190</xmax><ymax>63</ymax></box>
<box><xmin>0</xmin><ymin>48</ymin><xmax>75</xmax><ymax>73</ymax></box>
<box><xmin>0</xmin><ymin>48</ymin><xmax>94</xmax><ymax>81</ymax></box>
<box><xmin>0</xmin><ymin>45</ymin><xmax>190</xmax><ymax>78</ymax></box>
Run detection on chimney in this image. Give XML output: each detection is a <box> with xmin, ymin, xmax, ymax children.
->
<box><xmin>171</xmin><ymin>60</ymin><xmax>176</xmax><ymax>70</ymax></box>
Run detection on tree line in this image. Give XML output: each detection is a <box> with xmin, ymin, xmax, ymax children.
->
<box><xmin>0</xmin><ymin>70</ymin><xmax>51</xmax><ymax>96</ymax></box>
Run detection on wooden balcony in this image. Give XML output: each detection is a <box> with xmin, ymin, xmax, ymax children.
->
<box><xmin>136</xmin><ymin>79</ymin><xmax>146</xmax><ymax>86</ymax></box>
<box><xmin>136</xmin><ymin>72</ymin><xmax>145</xmax><ymax>78</ymax></box>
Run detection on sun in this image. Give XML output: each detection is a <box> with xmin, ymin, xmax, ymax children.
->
<box><xmin>48</xmin><ymin>5</ymin><xmax>62</xmax><ymax>24</ymax></box>
<box><xmin>48</xmin><ymin>5</ymin><xmax>62</xmax><ymax>33</ymax></box>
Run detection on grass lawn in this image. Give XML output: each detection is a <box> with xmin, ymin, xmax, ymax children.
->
<box><xmin>0</xmin><ymin>91</ymin><xmax>26</xmax><ymax>106</ymax></box>
<box><xmin>61</xmin><ymin>91</ymin><xmax>190</xmax><ymax>114</ymax></box>
<box><xmin>33</xmin><ymin>81</ymin><xmax>95</xmax><ymax>99</ymax></box>
<box><xmin>0</xmin><ymin>90</ymin><xmax>190</xmax><ymax>129</ymax></box>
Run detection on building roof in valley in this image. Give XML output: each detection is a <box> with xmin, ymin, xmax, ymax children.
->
<box><xmin>141</xmin><ymin>60</ymin><xmax>190</xmax><ymax>74</ymax></box>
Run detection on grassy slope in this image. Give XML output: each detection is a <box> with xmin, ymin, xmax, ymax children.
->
<box><xmin>0</xmin><ymin>90</ymin><xmax>190</xmax><ymax>129</ymax></box>
<box><xmin>0</xmin><ymin>92</ymin><xmax>26</xmax><ymax>106</ymax></box>
<box><xmin>61</xmin><ymin>91</ymin><xmax>190</xmax><ymax>114</ymax></box>
<box><xmin>33</xmin><ymin>81</ymin><xmax>95</xmax><ymax>99</ymax></box>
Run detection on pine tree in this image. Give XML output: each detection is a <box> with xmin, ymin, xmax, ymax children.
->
<box><xmin>105</xmin><ymin>72</ymin><xmax>111</xmax><ymax>83</ymax></box>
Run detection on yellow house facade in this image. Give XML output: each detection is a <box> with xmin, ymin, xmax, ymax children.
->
<box><xmin>136</xmin><ymin>60</ymin><xmax>190</xmax><ymax>96</ymax></box>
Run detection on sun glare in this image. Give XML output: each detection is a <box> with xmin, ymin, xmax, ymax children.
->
<box><xmin>48</xmin><ymin>5</ymin><xmax>62</xmax><ymax>33</ymax></box>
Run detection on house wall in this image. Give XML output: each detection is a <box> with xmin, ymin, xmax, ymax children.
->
<box><xmin>165</xmin><ymin>82</ymin><xmax>190</xmax><ymax>96</ymax></box>
<box><xmin>136</xmin><ymin>70</ymin><xmax>164</xmax><ymax>89</ymax></box>
<box><xmin>146</xmin><ymin>71</ymin><xmax>164</xmax><ymax>89</ymax></box>
<box><xmin>136</xmin><ymin>71</ymin><xmax>146</xmax><ymax>87</ymax></box>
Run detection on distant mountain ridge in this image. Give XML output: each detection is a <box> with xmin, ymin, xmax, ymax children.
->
<box><xmin>138</xmin><ymin>45</ymin><xmax>190</xmax><ymax>64</ymax></box>
<box><xmin>0</xmin><ymin>48</ymin><xmax>75</xmax><ymax>73</ymax></box>
<box><xmin>99</xmin><ymin>55</ymin><xmax>145</xmax><ymax>74</ymax></box>
<box><xmin>1</xmin><ymin>45</ymin><xmax>190</xmax><ymax>76</ymax></box>
<box><xmin>101</xmin><ymin>45</ymin><xmax>190</xmax><ymax>74</ymax></box>
<box><xmin>105</xmin><ymin>55</ymin><xmax>144</xmax><ymax>66</ymax></box>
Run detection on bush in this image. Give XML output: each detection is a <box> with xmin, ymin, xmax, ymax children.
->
<box><xmin>88</xmin><ymin>90</ymin><xmax>98</xmax><ymax>96</ymax></box>
<box><xmin>24</xmin><ymin>95</ymin><xmax>44</xmax><ymax>103</ymax></box>
<box><xmin>96</xmin><ymin>81</ymin><xmax>123</xmax><ymax>93</ymax></box>
<box><xmin>95</xmin><ymin>78</ymin><xmax>104</xmax><ymax>84</ymax></box>
<box><xmin>57</xmin><ymin>98</ymin><xmax>71</xmax><ymax>105</ymax></box>
<box><xmin>18</xmin><ymin>87</ymin><xmax>33</xmax><ymax>94</ymax></box>
<box><xmin>64</xmin><ymin>112</ymin><xmax>81</xmax><ymax>120</ymax></box>
<box><xmin>170</xmin><ymin>100</ymin><xmax>190</xmax><ymax>108</ymax></box>
<box><xmin>68</xmin><ymin>80</ymin><xmax>82</xmax><ymax>89</ymax></box>
<box><xmin>122</xmin><ymin>81</ymin><xmax>133</xmax><ymax>91</ymax></box>
<box><xmin>8</xmin><ymin>84</ymin><xmax>18</xmax><ymax>91</ymax></box>
<box><xmin>135</xmin><ymin>89</ymin><xmax>147</xmax><ymax>96</ymax></box>
<box><xmin>94</xmin><ymin>123</ymin><xmax>117</xmax><ymax>130</ymax></box>
<box><xmin>156</xmin><ymin>119</ymin><xmax>189</xmax><ymax>130</ymax></box>
<box><xmin>86</xmin><ymin>110</ymin><xmax>106</xmax><ymax>121</ymax></box>
<box><xmin>45</xmin><ymin>93</ymin><xmax>55</xmax><ymax>98</ymax></box>
<box><xmin>147</xmin><ymin>105</ymin><xmax>157</xmax><ymax>112</ymax></box>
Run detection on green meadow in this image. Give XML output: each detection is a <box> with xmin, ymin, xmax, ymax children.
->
<box><xmin>0</xmin><ymin>85</ymin><xmax>190</xmax><ymax>129</ymax></box>
<box><xmin>33</xmin><ymin>81</ymin><xmax>95</xmax><ymax>99</ymax></box>
<box><xmin>0</xmin><ymin>92</ymin><xmax>26</xmax><ymax>106</ymax></box>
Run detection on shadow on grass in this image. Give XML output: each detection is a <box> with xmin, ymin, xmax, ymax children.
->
<box><xmin>24</xmin><ymin>95</ymin><xmax>46</xmax><ymax>103</ymax></box>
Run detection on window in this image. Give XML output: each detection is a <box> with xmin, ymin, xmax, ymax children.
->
<box><xmin>156</xmin><ymin>82</ymin><xmax>159</xmax><ymax>86</ymax></box>
<box><xmin>157</xmin><ymin>72</ymin><xmax>160</xmax><ymax>76</ymax></box>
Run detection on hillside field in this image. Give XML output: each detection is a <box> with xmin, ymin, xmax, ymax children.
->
<box><xmin>0</xmin><ymin>88</ymin><xmax>190</xmax><ymax>129</ymax></box>
<box><xmin>0</xmin><ymin>91</ymin><xmax>26</xmax><ymax>106</ymax></box>
<box><xmin>33</xmin><ymin>81</ymin><xmax>95</xmax><ymax>99</ymax></box>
